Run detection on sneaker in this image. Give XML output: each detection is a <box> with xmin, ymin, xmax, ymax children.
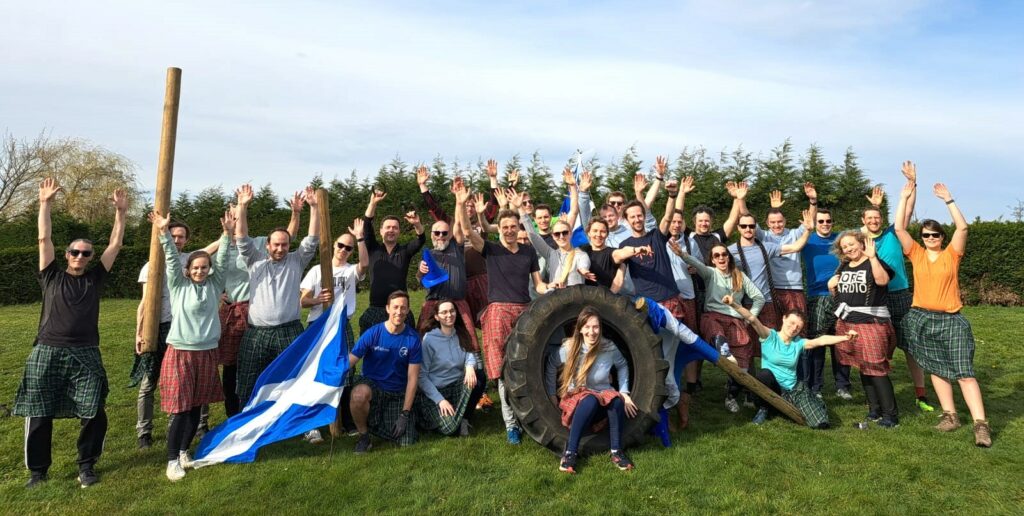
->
<box><xmin>165</xmin><ymin>460</ymin><xmax>186</xmax><ymax>482</ymax></box>
<box><xmin>916</xmin><ymin>397</ymin><xmax>936</xmax><ymax>412</ymax></box>
<box><xmin>506</xmin><ymin>427</ymin><xmax>522</xmax><ymax>445</ymax></box>
<box><xmin>935</xmin><ymin>412</ymin><xmax>961</xmax><ymax>432</ymax></box>
<box><xmin>78</xmin><ymin>467</ymin><xmax>99</xmax><ymax>488</ymax></box>
<box><xmin>459</xmin><ymin>419</ymin><xmax>471</xmax><ymax>437</ymax></box>
<box><xmin>752</xmin><ymin>408</ymin><xmax>768</xmax><ymax>425</ymax></box>
<box><xmin>354</xmin><ymin>433</ymin><xmax>372</xmax><ymax>454</ymax></box>
<box><xmin>178</xmin><ymin>450</ymin><xmax>195</xmax><ymax>469</ymax></box>
<box><xmin>559</xmin><ymin>450</ymin><xmax>578</xmax><ymax>473</ymax></box>
<box><xmin>724</xmin><ymin>396</ymin><xmax>740</xmax><ymax>413</ymax></box>
<box><xmin>304</xmin><ymin>429</ymin><xmax>324</xmax><ymax>444</ymax></box>
<box><xmin>836</xmin><ymin>388</ymin><xmax>853</xmax><ymax>400</ymax></box>
<box><xmin>973</xmin><ymin>420</ymin><xmax>992</xmax><ymax>448</ymax></box>
<box><xmin>137</xmin><ymin>434</ymin><xmax>153</xmax><ymax>449</ymax></box>
<box><xmin>26</xmin><ymin>472</ymin><xmax>47</xmax><ymax>489</ymax></box>
<box><xmin>610</xmin><ymin>450</ymin><xmax>634</xmax><ymax>471</ymax></box>
<box><xmin>877</xmin><ymin>417</ymin><xmax>899</xmax><ymax>429</ymax></box>
<box><xmin>866</xmin><ymin>410</ymin><xmax>881</xmax><ymax>423</ymax></box>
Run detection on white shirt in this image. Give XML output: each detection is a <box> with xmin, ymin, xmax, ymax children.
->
<box><xmin>300</xmin><ymin>262</ymin><xmax>363</xmax><ymax>323</ymax></box>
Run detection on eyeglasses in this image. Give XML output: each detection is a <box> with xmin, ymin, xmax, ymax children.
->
<box><xmin>817</xmin><ymin>219</ymin><xmax>833</xmax><ymax>224</ymax></box>
<box><xmin>336</xmin><ymin>242</ymin><xmax>354</xmax><ymax>251</ymax></box>
<box><xmin>738</xmin><ymin>224</ymin><xmax>756</xmax><ymax>229</ymax></box>
<box><xmin>608</xmin><ymin>201</ymin><xmax>624</xmax><ymax>206</ymax></box>
<box><xmin>712</xmin><ymin>252</ymin><xmax>730</xmax><ymax>259</ymax></box>
<box><xmin>432</xmin><ymin>230</ymin><xmax>449</xmax><ymax>237</ymax></box>
<box><xmin>522</xmin><ymin>199</ymin><xmax>533</xmax><ymax>205</ymax></box>
<box><xmin>68</xmin><ymin>249</ymin><xmax>93</xmax><ymax>257</ymax></box>
<box><xmin>552</xmin><ymin>230</ymin><xmax>569</xmax><ymax>238</ymax></box>
<box><xmin>921</xmin><ymin>232</ymin><xmax>942</xmax><ymax>239</ymax></box>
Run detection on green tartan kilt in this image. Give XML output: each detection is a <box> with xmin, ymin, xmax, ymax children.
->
<box><xmin>887</xmin><ymin>289</ymin><xmax>913</xmax><ymax>350</ymax></box>
<box><xmin>236</xmin><ymin>320</ymin><xmax>304</xmax><ymax>402</ymax></box>
<box><xmin>414</xmin><ymin>381</ymin><xmax>472</xmax><ymax>436</ymax></box>
<box><xmin>902</xmin><ymin>308</ymin><xmax>976</xmax><ymax>379</ymax></box>
<box><xmin>782</xmin><ymin>382</ymin><xmax>829</xmax><ymax>428</ymax></box>
<box><xmin>807</xmin><ymin>296</ymin><xmax>838</xmax><ymax>339</ymax></box>
<box><xmin>14</xmin><ymin>344</ymin><xmax>109</xmax><ymax>419</ymax></box>
<box><xmin>355</xmin><ymin>376</ymin><xmax>418</xmax><ymax>446</ymax></box>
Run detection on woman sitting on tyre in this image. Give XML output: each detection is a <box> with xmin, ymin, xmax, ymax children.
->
<box><xmin>545</xmin><ymin>306</ymin><xmax>638</xmax><ymax>473</ymax></box>
<box><xmin>722</xmin><ymin>295</ymin><xmax>857</xmax><ymax>428</ymax></box>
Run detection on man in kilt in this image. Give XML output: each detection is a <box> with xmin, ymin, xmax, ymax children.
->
<box><xmin>15</xmin><ymin>178</ymin><xmax>127</xmax><ymax>488</ymax></box>
<box><xmin>358</xmin><ymin>189</ymin><xmax>425</xmax><ymax>333</ymax></box>
<box><xmin>233</xmin><ymin>183</ymin><xmax>320</xmax><ymax>407</ymax></box>
<box><xmin>348</xmin><ymin>291</ymin><xmax>423</xmax><ymax>452</ymax></box>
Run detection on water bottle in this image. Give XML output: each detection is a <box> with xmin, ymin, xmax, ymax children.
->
<box><xmin>714</xmin><ymin>335</ymin><xmax>732</xmax><ymax>357</ymax></box>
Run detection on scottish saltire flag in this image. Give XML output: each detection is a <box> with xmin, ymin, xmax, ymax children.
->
<box><xmin>193</xmin><ymin>301</ymin><xmax>350</xmax><ymax>467</ymax></box>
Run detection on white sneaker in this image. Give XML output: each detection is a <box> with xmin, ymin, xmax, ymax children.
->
<box><xmin>166</xmin><ymin>460</ymin><xmax>186</xmax><ymax>482</ymax></box>
<box><xmin>178</xmin><ymin>451</ymin><xmax>194</xmax><ymax>469</ymax></box>
<box><xmin>725</xmin><ymin>396</ymin><xmax>740</xmax><ymax>413</ymax></box>
<box><xmin>304</xmin><ymin>429</ymin><xmax>324</xmax><ymax>444</ymax></box>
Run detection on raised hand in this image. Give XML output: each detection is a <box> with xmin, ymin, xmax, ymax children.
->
<box><xmin>770</xmin><ymin>190</ymin><xmax>785</xmax><ymax>208</ymax></box>
<box><xmin>403</xmin><ymin>210</ymin><xmax>421</xmax><ymax>226</ymax></box>
<box><xmin>933</xmin><ymin>183</ymin><xmax>952</xmax><ymax>202</ymax></box>
<box><xmin>290</xmin><ymin>190</ymin><xmax>305</xmax><ymax>213</ymax></box>
<box><xmin>148</xmin><ymin>210</ymin><xmax>171</xmax><ymax>232</ymax></box>
<box><xmin>348</xmin><ymin>218</ymin><xmax>365</xmax><ymax>239</ymax></box>
<box><xmin>452</xmin><ymin>180</ymin><xmax>470</xmax><ymax>205</ymax></box>
<box><xmin>110</xmin><ymin>188</ymin><xmax>128</xmax><ymax>212</ymax></box>
<box><xmin>220</xmin><ymin>209</ymin><xmax>237</xmax><ymax>233</ymax></box>
<box><xmin>506</xmin><ymin>169</ymin><xmax>520</xmax><ymax>187</ymax></box>
<box><xmin>39</xmin><ymin>177</ymin><xmax>62</xmax><ymax>203</ymax></box>
<box><xmin>901</xmin><ymin>161</ymin><xmax>917</xmax><ymax>183</ymax></box>
<box><xmin>804</xmin><ymin>182</ymin><xmax>818</xmax><ymax>201</ymax></box>
<box><xmin>734</xmin><ymin>181</ymin><xmax>749</xmax><ymax>200</ymax></box>
<box><xmin>681</xmin><ymin>176</ymin><xmax>695</xmax><ymax>195</ymax></box>
<box><xmin>236</xmin><ymin>184</ymin><xmax>254</xmax><ymax>206</ymax></box>
<box><xmin>416</xmin><ymin>165</ymin><xmax>430</xmax><ymax>187</ymax></box>
<box><xmin>668</xmin><ymin>238</ymin><xmax>684</xmax><ymax>257</ymax></box>
<box><xmin>473</xmin><ymin>192</ymin><xmax>488</xmax><ymax>214</ymax></box>
<box><xmin>863</xmin><ymin>236</ymin><xmax>877</xmax><ymax>258</ymax></box>
<box><xmin>665</xmin><ymin>178</ymin><xmax>679</xmax><ymax>196</ymax></box>
<box><xmin>865</xmin><ymin>185</ymin><xmax>884</xmax><ymax>207</ymax></box>
<box><xmin>304</xmin><ymin>186</ymin><xmax>318</xmax><ymax>207</ymax></box>
<box><xmin>802</xmin><ymin>209</ymin><xmax>813</xmax><ymax>230</ymax></box>
<box><xmin>486</xmin><ymin>159</ymin><xmax>499</xmax><ymax>179</ymax></box>
<box><xmin>653</xmin><ymin>155</ymin><xmax>668</xmax><ymax>177</ymax></box>
<box><xmin>562</xmin><ymin>167</ymin><xmax>576</xmax><ymax>186</ymax></box>
<box><xmin>494</xmin><ymin>187</ymin><xmax>509</xmax><ymax>209</ymax></box>
<box><xmin>633</xmin><ymin>174</ymin><xmax>648</xmax><ymax>198</ymax></box>
<box><xmin>900</xmin><ymin>181</ymin><xmax>915</xmax><ymax>200</ymax></box>
<box><xmin>369</xmin><ymin>189</ymin><xmax>387</xmax><ymax>205</ymax></box>
<box><xmin>579</xmin><ymin>171</ymin><xmax>592</xmax><ymax>192</ymax></box>
<box><xmin>506</xmin><ymin>188</ymin><xmax>522</xmax><ymax>210</ymax></box>
<box><xmin>725</xmin><ymin>181</ymin><xmax>738</xmax><ymax>198</ymax></box>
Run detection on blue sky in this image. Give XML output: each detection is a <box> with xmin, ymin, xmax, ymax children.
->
<box><xmin>1</xmin><ymin>0</ymin><xmax>1020</xmax><ymax>220</ymax></box>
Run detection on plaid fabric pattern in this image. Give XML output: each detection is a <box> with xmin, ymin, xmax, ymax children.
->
<box><xmin>481</xmin><ymin>302</ymin><xmax>528</xmax><ymax>380</ymax></box>
<box><xmin>559</xmin><ymin>388</ymin><xmax>621</xmax><ymax>431</ymax></box>
<box><xmin>419</xmin><ymin>299</ymin><xmax>479</xmax><ymax>352</ymax></box>
<box><xmin>14</xmin><ymin>344</ymin><xmax>108</xmax><ymax>419</ymax></box>
<box><xmin>160</xmin><ymin>346</ymin><xmax>224</xmax><ymax>414</ymax></box>
<box><xmin>128</xmin><ymin>321</ymin><xmax>170</xmax><ymax>387</ymax></box>
<box><xmin>835</xmin><ymin>320</ymin><xmax>896</xmax><ymax>376</ymax></box>
<box><xmin>359</xmin><ymin>305</ymin><xmax>414</xmax><ymax>335</ymax></box>
<box><xmin>465</xmin><ymin>274</ymin><xmax>490</xmax><ymax>325</ymax></box>
<box><xmin>414</xmin><ymin>381</ymin><xmax>472</xmax><ymax>435</ymax></box>
<box><xmin>806</xmin><ymin>295</ymin><xmax>838</xmax><ymax>339</ymax></box>
<box><xmin>355</xmin><ymin>376</ymin><xmax>418</xmax><ymax>446</ymax></box>
<box><xmin>903</xmin><ymin>308</ymin><xmax>976</xmax><ymax>379</ymax></box>
<box><xmin>775</xmin><ymin>289</ymin><xmax>808</xmax><ymax>337</ymax></box>
<box><xmin>218</xmin><ymin>301</ymin><xmax>249</xmax><ymax>366</ymax></box>
<box><xmin>701</xmin><ymin>311</ymin><xmax>754</xmax><ymax>368</ymax></box>
<box><xmin>782</xmin><ymin>381</ymin><xmax>829</xmax><ymax>428</ymax></box>
<box><xmin>236</xmin><ymin>320</ymin><xmax>304</xmax><ymax>402</ymax></box>
<box><xmin>887</xmin><ymin>289</ymin><xmax>913</xmax><ymax>350</ymax></box>
<box><xmin>662</xmin><ymin>296</ymin><xmax>698</xmax><ymax>331</ymax></box>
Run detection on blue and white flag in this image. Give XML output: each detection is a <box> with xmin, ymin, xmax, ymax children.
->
<box><xmin>193</xmin><ymin>301</ymin><xmax>350</xmax><ymax>467</ymax></box>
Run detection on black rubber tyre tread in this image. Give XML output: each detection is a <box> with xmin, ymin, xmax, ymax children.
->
<box><xmin>502</xmin><ymin>285</ymin><xmax>666</xmax><ymax>455</ymax></box>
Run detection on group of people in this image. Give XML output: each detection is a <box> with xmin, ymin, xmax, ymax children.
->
<box><xmin>13</xmin><ymin>157</ymin><xmax>990</xmax><ymax>486</ymax></box>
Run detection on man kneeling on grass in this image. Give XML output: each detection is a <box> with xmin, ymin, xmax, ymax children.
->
<box><xmin>349</xmin><ymin>290</ymin><xmax>422</xmax><ymax>452</ymax></box>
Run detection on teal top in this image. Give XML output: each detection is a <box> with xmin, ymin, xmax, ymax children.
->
<box><xmin>873</xmin><ymin>225</ymin><xmax>909</xmax><ymax>292</ymax></box>
<box><xmin>680</xmin><ymin>252</ymin><xmax>765</xmax><ymax>318</ymax></box>
<box><xmin>162</xmin><ymin>232</ymin><xmax>231</xmax><ymax>351</ymax></box>
<box><xmin>760</xmin><ymin>329</ymin><xmax>805</xmax><ymax>391</ymax></box>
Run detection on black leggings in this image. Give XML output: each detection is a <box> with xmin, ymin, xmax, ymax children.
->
<box><xmin>26</xmin><ymin>409</ymin><xmax>108</xmax><ymax>474</ymax></box>
<box><xmin>860</xmin><ymin>374</ymin><xmax>898</xmax><ymax>420</ymax></box>
<box><xmin>222</xmin><ymin>364</ymin><xmax>240</xmax><ymax>417</ymax></box>
<box><xmin>167</xmin><ymin>406</ymin><xmax>202</xmax><ymax>461</ymax></box>
<box><xmin>753</xmin><ymin>369</ymin><xmax>783</xmax><ymax>413</ymax></box>
<box><xmin>567</xmin><ymin>395</ymin><xmax>625</xmax><ymax>454</ymax></box>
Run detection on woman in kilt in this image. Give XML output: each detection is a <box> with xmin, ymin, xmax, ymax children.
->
<box><xmin>722</xmin><ymin>295</ymin><xmax>858</xmax><ymax>428</ymax></box>
<box><xmin>414</xmin><ymin>300</ymin><xmax>486</xmax><ymax>437</ymax></box>
<box><xmin>150</xmin><ymin>209</ymin><xmax>233</xmax><ymax>481</ymax></box>
<box><xmin>895</xmin><ymin>181</ymin><xmax>990</xmax><ymax>446</ymax></box>
<box><xmin>545</xmin><ymin>306</ymin><xmax>638</xmax><ymax>474</ymax></box>
<box><xmin>828</xmin><ymin>231</ymin><xmax>900</xmax><ymax>428</ymax></box>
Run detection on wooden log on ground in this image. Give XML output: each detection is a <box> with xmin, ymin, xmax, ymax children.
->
<box><xmin>717</xmin><ymin>356</ymin><xmax>806</xmax><ymax>426</ymax></box>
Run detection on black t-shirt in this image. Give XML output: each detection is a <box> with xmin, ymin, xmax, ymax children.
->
<box><xmin>580</xmin><ymin>244</ymin><xmax>618</xmax><ymax>289</ymax></box>
<box><xmin>835</xmin><ymin>259</ymin><xmax>894</xmax><ymax>323</ymax></box>
<box><xmin>482</xmin><ymin>241</ymin><xmax>539</xmax><ymax>304</ymax></box>
<box><xmin>426</xmin><ymin>240</ymin><xmax>467</xmax><ymax>301</ymax></box>
<box><xmin>36</xmin><ymin>260</ymin><xmax>110</xmax><ymax>348</ymax></box>
<box><xmin>621</xmin><ymin>229</ymin><xmax>679</xmax><ymax>302</ymax></box>
<box><xmin>364</xmin><ymin>216</ymin><xmax>426</xmax><ymax>307</ymax></box>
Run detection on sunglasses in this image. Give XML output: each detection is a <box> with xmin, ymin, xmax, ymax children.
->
<box><xmin>432</xmin><ymin>230</ymin><xmax>449</xmax><ymax>237</ymax></box>
<box><xmin>68</xmin><ymin>249</ymin><xmax>93</xmax><ymax>258</ymax></box>
<box><xmin>921</xmin><ymin>232</ymin><xmax>943</xmax><ymax>239</ymax></box>
<box><xmin>336</xmin><ymin>242</ymin><xmax>354</xmax><ymax>251</ymax></box>
<box><xmin>552</xmin><ymin>230</ymin><xmax>569</xmax><ymax>238</ymax></box>
<box><xmin>712</xmin><ymin>252</ymin><xmax>730</xmax><ymax>259</ymax></box>
<box><xmin>817</xmin><ymin>219</ymin><xmax>833</xmax><ymax>224</ymax></box>
<box><xmin>738</xmin><ymin>224</ymin><xmax>756</xmax><ymax>229</ymax></box>
<box><xmin>522</xmin><ymin>199</ymin><xmax>533</xmax><ymax>205</ymax></box>
<box><xmin>608</xmin><ymin>201</ymin><xmax>624</xmax><ymax>206</ymax></box>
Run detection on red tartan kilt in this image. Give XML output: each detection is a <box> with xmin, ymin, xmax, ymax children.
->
<box><xmin>160</xmin><ymin>346</ymin><xmax>224</xmax><ymax>414</ymax></box>
<box><xmin>465</xmin><ymin>274</ymin><xmax>489</xmax><ymax>325</ymax></box>
<box><xmin>661</xmin><ymin>296</ymin><xmax>698</xmax><ymax>332</ymax></box>
<box><xmin>701</xmin><ymin>311</ymin><xmax>753</xmax><ymax>368</ymax></box>
<box><xmin>835</xmin><ymin>320</ymin><xmax>896</xmax><ymax>376</ymax></box>
<box><xmin>418</xmin><ymin>298</ymin><xmax>479</xmax><ymax>352</ymax></box>
<box><xmin>481</xmin><ymin>302</ymin><xmax>527</xmax><ymax>380</ymax></box>
<box><xmin>559</xmin><ymin>388</ymin><xmax>621</xmax><ymax>431</ymax></box>
<box><xmin>774</xmin><ymin>289</ymin><xmax>808</xmax><ymax>337</ymax></box>
<box><xmin>217</xmin><ymin>301</ymin><xmax>249</xmax><ymax>366</ymax></box>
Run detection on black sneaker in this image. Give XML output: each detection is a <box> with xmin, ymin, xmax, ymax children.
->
<box><xmin>354</xmin><ymin>433</ymin><xmax>372</xmax><ymax>454</ymax></box>
<box><xmin>78</xmin><ymin>467</ymin><xmax>99</xmax><ymax>488</ymax></box>
<box><xmin>877</xmin><ymin>417</ymin><xmax>899</xmax><ymax>429</ymax></box>
<box><xmin>26</xmin><ymin>472</ymin><xmax>47</xmax><ymax>489</ymax></box>
<box><xmin>138</xmin><ymin>434</ymin><xmax>153</xmax><ymax>449</ymax></box>
<box><xmin>866</xmin><ymin>410</ymin><xmax>881</xmax><ymax>422</ymax></box>
<box><xmin>610</xmin><ymin>450</ymin><xmax>634</xmax><ymax>471</ymax></box>
<box><xmin>559</xmin><ymin>450</ymin><xmax>578</xmax><ymax>473</ymax></box>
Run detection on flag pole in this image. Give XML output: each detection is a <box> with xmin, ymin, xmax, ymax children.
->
<box><xmin>316</xmin><ymin>188</ymin><xmax>347</xmax><ymax>438</ymax></box>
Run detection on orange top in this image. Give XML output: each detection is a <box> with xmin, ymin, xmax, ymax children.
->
<box><xmin>906</xmin><ymin>243</ymin><xmax>963</xmax><ymax>313</ymax></box>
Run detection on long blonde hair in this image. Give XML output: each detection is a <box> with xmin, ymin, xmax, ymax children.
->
<box><xmin>558</xmin><ymin>306</ymin><xmax>603</xmax><ymax>398</ymax></box>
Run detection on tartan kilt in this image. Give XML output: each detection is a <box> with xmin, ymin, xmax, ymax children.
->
<box><xmin>481</xmin><ymin>302</ymin><xmax>528</xmax><ymax>380</ymax></box>
<box><xmin>355</xmin><ymin>376</ymin><xmax>418</xmax><ymax>446</ymax></box>
<box><xmin>419</xmin><ymin>299</ymin><xmax>479</xmax><ymax>352</ymax></box>
<box><xmin>887</xmin><ymin>289</ymin><xmax>913</xmax><ymax>350</ymax></box>
<box><xmin>782</xmin><ymin>382</ymin><xmax>829</xmax><ymax>428</ymax></box>
<box><xmin>835</xmin><ymin>319</ymin><xmax>896</xmax><ymax>376</ymax></box>
<box><xmin>128</xmin><ymin>321</ymin><xmax>170</xmax><ymax>388</ymax></box>
<box><xmin>160</xmin><ymin>346</ymin><xmax>224</xmax><ymax>414</ymax></box>
<box><xmin>559</xmin><ymin>388</ymin><xmax>621</xmax><ymax>431</ymax></box>
<box><xmin>775</xmin><ymin>289</ymin><xmax>807</xmax><ymax>337</ymax></box>
<box><xmin>218</xmin><ymin>301</ymin><xmax>249</xmax><ymax>366</ymax></box>
<box><xmin>465</xmin><ymin>274</ymin><xmax>490</xmax><ymax>325</ymax></box>
<box><xmin>14</xmin><ymin>344</ymin><xmax>108</xmax><ymax>419</ymax></box>
<box><xmin>236</xmin><ymin>320</ymin><xmax>304</xmax><ymax>402</ymax></box>
<box><xmin>701</xmin><ymin>311</ymin><xmax>753</xmax><ymax>368</ymax></box>
<box><xmin>360</xmin><ymin>306</ymin><xmax>415</xmax><ymax>335</ymax></box>
<box><xmin>661</xmin><ymin>295</ymin><xmax>698</xmax><ymax>332</ymax></box>
<box><xmin>414</xmin><ymin>381</ymin><xmax>472</xmax><ymax>436</ymax></box>
<box><xmin>902</xmin><ymin>308</ymin><xmax>976</xmax><ymax>379</ymax></box>
<box><xmin>807</xmin><ymin>296</ymin><xmax>838</xmax><ymax>339</ymax></box>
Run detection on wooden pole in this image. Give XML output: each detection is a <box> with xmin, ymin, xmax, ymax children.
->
<box><xmin>316</xmin><ymin>189</ymin><xmax>347</xmax><ymax>437</ymax></box>
<box><xmin>141</xmin><ymin>67</ymin><xmax>182</xmax><ymax>353</ymax></box>
<box><xmin>717</xmin><ymin>357</ymin><xmax>806</xmax><ymax>426</ymax></box>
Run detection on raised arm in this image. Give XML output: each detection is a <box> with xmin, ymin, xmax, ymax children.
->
<box><xmin>364</xmin><ymin>189</ymin><xmax>386</xmax><ymax>219</ymax></box>
<box><xmin>305</xmin><ymin>186</ymin><xmax>320</xmax><ymax>239</ymax></box>
<box><xmin>209</xmin><ymin>209</ymin><xmax>235</xmax><ymax>287</ymax></box>
<box><xmin>673</xmin><ymin>176</ymin><xmax>695</xmax><ymax>230</ymax></box>
<box><xmin>658</xmin><ymin>162</ymin><xmax>676</xmax><ymax>235</ymax></box>
<box><xmin>934</xmin><ymin>183</ymin><xmax>968</xmax><ymax>254</ymax></box>
<box><xmin>863</xmin><ymin>238</ymin><xmax>890</xmax><ymax>286</ymax></box>
<box><xmin>418</xmin><ymin>166</ymin><xmax>450</xmax><ymax>223</ymax></box>
<box><xmin>645</xmin><ymin>157</ymin><xmax>667</xmax><ymax>209</ymax></box>
<box><xmin>900</xmin><ymin>161</ymin><xmax>917</xmax><ymax>228</ymax></box>
<box><xmin>149</xmin><ymin>210</ymin><xmax>185</xmax><ymax>289</ymax></box>
<box><xmin>100</xmin><ymin>187</ymin><xmax>128</xmax><ymax>271</ymax></box>
<box><xmin>722</xmin><ymin>181</ymin><xmax>747</xmax><ymax>237</ymax></box>
<box><xmin>723</xmin><ymin>294</ymin><xmax>770</xmax><ymax>340</ymax></box>
<box><xmin>894</xmin><ymin>181</ymin><xmax>916</xmax><ymax>254</ymax></box>
<box><xmin>287</xmin><ymin>190</ymin><xmax>304</xmax><ymax>241</ymax></box>
<box><xmin>235</xmin><ymin>184</ymin><xmax>253</xmax><ymax>240</ymax></box>
<box><xmin>37</xmin><ymin>178</ymin><xmax>61</xmax><ymax>270</ymax></box>
<box><xmin>560</xmin><ymin>169</ymin><xmax>580</xmax><ymax>228</ymax></box>
<box><xmin>456</xmin><ymin>182</ymin><xmax>485</xmax><ymax>253</ymax></box>
<box><xmin>779</xmin><ymin>210</ymin><xmax>813</xmax><ymax>255</ymax></box>
<box><xmin>804</xmin><ymin>182</ymin><xmax>819</xmax><ymax>226</ymax></box>
<box><xmin>668</xmin><ymin>238</ymin><xmax>712</xmax><ymax>279</ymax></box>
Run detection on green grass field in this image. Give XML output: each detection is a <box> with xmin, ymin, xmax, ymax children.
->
<box><xmin>1</xmin><ymin>294</ymin><xmax>1022</xmax><ymax>514</ymax></box>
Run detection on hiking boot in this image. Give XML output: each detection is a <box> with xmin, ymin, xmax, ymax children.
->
<box><xmin>304</xmin><ymin>429</ymin><xmax>324</xmax><ymax>444</ymax></box>
<box><xmin>559</xmin><ymin>450</ymin><xmax>578</xmax><ymax>473</ymax></box>
<box><xmin>724</xmin><ymin>396</ymin><xmax>740</xmax><ymax>414</ymax></box>
<box><xmin>916</xmin><ymin>397</ymin><xmax>936</xmax><ymax>412</ymax></box>
<box><xmin>610</xmin><ymin>450</ymin><xmax>634</xmax><ymax>471</ymax></box>
<box><xmin>752</xmin><ymin>408</ymin><xmax>768</xmax><ymax>425</ymax></box>
<box><xmin>166</xmin><ymin>460</ymin><xmax>186</xmax><ymax>482</ymax></box>
<box><xmin>836</xmin><ymin>388</ymin><xmax>853</xmax><ymax>400</ymax></box>
<box><xmin>178</xmin><ymin>450</ymin><xmax>195</xmax><ymax>469</ymax></box>
<box><xmin>506</xmin><ymin>427</ymin><xmax>522</xmax><ymax>445</ymax></box>
<box><xmin>78</xmin><ymin>467</ymin><xmax>99</xmax><ymax>488</ymax></box>
<box><xmin>137</xmin><ymin>434</ymin><xmax>153</xmax><ymax>449</ymax></box>
<box><xmin>973</xmin><ymin>420</ymin><xmax>992</xmax><ymax>448</ymax></box>
<box><xmin>354</xmin><ymin>433</ymin><xmax>372</xmax><ymax>454</ymax></box>
<box><xmin>26</xmin><ymin>472</ymin><xmax>47</xmax><ymax>489</ymax></box>
<box><xmin>934</xmin><ymin>412</ymin><xmax>961</xmax><ymax>432</ymax></box>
